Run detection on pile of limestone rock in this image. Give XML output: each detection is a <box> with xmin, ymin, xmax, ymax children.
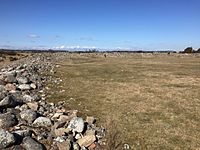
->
<box><xmin>0</xmin><ymin>53</ymin><xmax>105</xmax><ymax>150</ymax></box>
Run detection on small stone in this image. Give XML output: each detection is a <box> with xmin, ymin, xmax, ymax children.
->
<box><xmin>86</xmin><ymin>116</ymin><xmax>95</xmax><ymax>124</ymax></box>
<box><xmin>75</xmin><ymin>133</ymin><xmax>82</xmax><ymax>140</ymax></box>
<box><xmin>123</xmin><ymin>143</ymin><xmax>131</xmax><ymax>149</ymax></box>
<box><xmin>67</xmin><ymin>117</ymin><xmax>84</xmax><ymax>133</ymax></box>
<box><xmin>27</xmin><ymin>102</ymin><xmax>39</xmax><ymax>111</ymax></box>
<box><xmin>0</xmin><ymin>129</ymin><xmax>16</xmax><ymax>148</ymax></box>
<box><xmin>0</xmin><ymin>95</ymin><xmax>18</xmax><ymax>108</ymax></box>
<box><xmin>0</xmin><ymin>112</ymin><xmax>18</xmax><ymax>129</ymax></box>
<box><xmin>0</xmin><ymin>79</ymin><xmax>6</xmax><ymax>85</ymax></box>
<box><xmin>5</xmin><ymin>83</ymin><xmax>16</xmax><ymax>91</ymax></box>
<box><xmin>73</xmin><ymin>142</ymin><xmax>80</xmax><ymax>150</ymax></box>
<box><xmin>30</xmin><ymin>83</ymin><xmax>37</xmax><ymax>89</ymax></box>
<box><xmin>54</xmin><ymin>128</ymin><xmax>70</xmax><ymax>137</ymax></box>
<box><xmin>0</xmin><ymin>85</ymin><xmax>5</xmax><ymax>92</ymax></box>
<box><xmin>51</xmin><ymin>112</ymin><xmax>63</xmax><ymax>120</ymax></box>
<box><xmin>18</xmin><ymin>84</ymin><xmax>31</xmax><ymax>90</ymax></box>
<box><xmin>88</xmin><ymin>143</ymin><xmax>97</xmax><ymax>150</ymax></box>
<box><xmin>16</xmin><ymin>76</ymin><xmax>29</xmax><ymax>84</ymax></box>
<box><xmin>33</xmin><ymin>117</ymin><xmax>52</xmax><ymax>127</ymax></box>
<box><xmin>56</xmin><ymin>140</ymin><xmax>71</xmax><ymax>150</ymax></box>
<box><xmin>85</xmin><ymin>130</ymin><xmax>95</xmax><ymax>136</ymax></box>
<box><xmin>13</xmin><ymin>130</ymin><xmax>32</xmax><ymax>138</ymax></box>
<box><xmin>0</xmin><ymin>92</ymin><xmax>6</xmax><ymax>100</ymax></box>
<box><xmin>22</xmin><ymin>137</ymin><xmax>45</xmax><ymax>150</ymax></box>
<box><xmin>20</xmin><ymin>109</ymin><xmax>37</xmax><ymax>123</ymax></box>
<box><xmin>19</xmin><ymin>104</ymin><xmax>29</xmax><ymax>111</ymax></box>
<box><xmin>5</xmin><ymin>73</ymin><xmax>16</xmax><ymax>83</ymax></box>
<box><xmin>23</xmin><ymin>94</ymin><xmax>34</xmax><ymax>102</ymax></box>
<box><xmin>77</xmin><ymin>135</ymin><xmax>96</xmax><ymax>148</ymax></box>
<box><xmin>54</xmin><ymin>136</ymin><xmax>65</xmax><ymax>143</ymax></box>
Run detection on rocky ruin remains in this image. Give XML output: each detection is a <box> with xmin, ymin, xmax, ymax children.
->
<box><xmin>0</xmin><ymin>53</ymin><xmax>105</xmax><ymax>150</ymax></box>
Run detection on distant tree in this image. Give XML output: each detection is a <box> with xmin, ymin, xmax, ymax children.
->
<box><xmin>183</xmin><ymin>47</ymin><xmax>193</xmax><ymax>53</ymax></box>
<box><xmin>196</xmin><ymin>48</ymin><xmax>200</xmax><ymax>53</ymax></box>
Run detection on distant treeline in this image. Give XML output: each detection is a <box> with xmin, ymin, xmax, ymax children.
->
<box><xmin>181</xmin><ymin>47</ymin><xmax>200</xmax><ymax>53</ymax></box>
<box><xmin>0</xmin><ymin>47</ymin><xmax>200</xmax><ymax>54</ymax></box>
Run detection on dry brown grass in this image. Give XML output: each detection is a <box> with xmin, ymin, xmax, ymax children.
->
<box><xmin>47</xmin><ymin>53</ymin><xmax>200</xmax><ymax>149</ymax></box>
<box><xmin>0</xmin><ymin>51</ymin><xmax>29</xmax><ymax>67</ymax></box>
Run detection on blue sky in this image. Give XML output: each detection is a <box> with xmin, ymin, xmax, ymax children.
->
<box><xmin>0</xmin><ymin>0</ymin><xmax>199</xmax><ymax>50</ymax></box>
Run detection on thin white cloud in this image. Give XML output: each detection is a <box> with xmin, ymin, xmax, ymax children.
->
<box><xmin>28</xmin><ymin>34</ymin><xmax>40</xmax><ymax>38</ymax></box>
<box><xmin>52</xmin><ymin>45</ymin><xmax>97</xmax><ymax>50</ymax></box>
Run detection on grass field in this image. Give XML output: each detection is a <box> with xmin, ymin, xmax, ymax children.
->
<box><xmin>47</xmin><ymin>53</ymin><xmax>200</xmax><ymax>149</ymax></box>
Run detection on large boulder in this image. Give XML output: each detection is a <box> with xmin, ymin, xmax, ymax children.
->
<box><xmin>0</xmin><ymin>129</ymin><xmax>16</xmax><ymax>148</ymax></box>
<box><xmin>0</xmin><ymin>112</ymin><xmax>18</xmax><ymax>129</ymax></box>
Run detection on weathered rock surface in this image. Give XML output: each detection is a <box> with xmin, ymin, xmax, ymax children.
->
<box><xmin>5</xmin><ymin>83</ymin><xmax>16</xmax><ymax>91</ymax></box>
<box><xmin>22</xmin><ymin>137</ymin><xmax>45</xmax><ymax>150</ymax></box>
<box><xmin>18</xmin><ymin>84</ymin><xmax>31</xmax><ymax>90</ymax></box>
<box><xmin>56</xmin><ymin>140</ymin><xmax>71</xmax><ymax>150</ymax></box>
<box><xmin>0</xmin><ymin>53</ymin><xmax>106</xmax><ymax>150</ymax></box>
<box><xmin>77</xmin><ymin>135</ymin><xmax>96</xmax><ymax>148</ymax></box>
<box><xmin>20</xmin><ymin>109</ymin><xmax>37</xmax><ymax>123</ymax></box>
<box><xmin>0</xmin><ymin>129</ymin><xmax>16</xmax><ymax>148</ymax></box>
<box><xmin>0</xmin><ymin>95</ymin><xmax>18</xmax><ymax>108</ymax></box>
<box><xmin>27</xmin><ymin>102</ymin><xmax>39</xmax><ymax>111</ymax></box>
<box><xmin>0</xmin><ymin>112</ymin><xmax>18</xmax><ymax>129</ymax></box>
<box><xmin>5</xmin><ymin>73</ymin><xmax>17</xmax><ymax>83</ymax></box>
<box><xmin>68</xmin><ymin>117</ymin><xmax>84</xmax><ymax>133</ymax></box>
<box><xmin>16</xmin><ymin>76</ymin><xmax>29</xmax><ymax>84</ymax></box>
<box><xmin>33</xmin><ymin>117</ymin><xmax>52</xmax><ymax>127</ymax></box>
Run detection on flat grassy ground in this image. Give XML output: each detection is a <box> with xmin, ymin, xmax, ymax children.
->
<box><xmin>47</xmin><ymin>53</ymin><xmax>200</xmax><ymax>149</ymax></box>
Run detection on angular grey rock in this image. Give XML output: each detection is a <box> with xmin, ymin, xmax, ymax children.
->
<box><xmin>16</xmin><ymin>76</ymin><xmax>29</xmax><ymax>84</ymax></box>
<box><xmin>20</xmin><ymin>109</ymin><xmax>37</xmax><ymax>123</ymax></box>
<box><xmin>13</xmin><ymin>130</ymin><xmax>32</xmax><ymax>138</ymax></box>
<box><xmin>0</xmin><ymin>112</ymin><xmax>18</xmax><ymax>129</ymax></box>
<box><xmin>18</xmin><ymin>84</ymin><xmax>31</xmax><ymax>90</ymax></box>
<box><xmin>0</xmin><ymin>129</ymin><xmax>16</xmax><ymax>148</ymax></box>
<box><xmin>22</xmin><ymin>137</ymin><xmax>45</xmax><ymax>150</ymax></box>
<box><xmin>0</xmin><ymin>95</ymin><xmax>18</xmax><ymax>108</ymax></box>
<box><xmin>0</xmin><ymin>79</ymin><xmax>6</xmax><ymax>85</ymax></box>
<box><xmin>0</xmin><ymin>85</ymin><xmax>5</xmax><ymax>92</ymax></box>
<box><xmin>33</xmin><ymin>117</ymin><xmax>52</xmax><ymax>127</ymax></box>
<box><xmin>68</xmin><ymin>117</ymin><xmax>84</xmax><ymax>133</ymax></box>
<box><xmin>5</xmin><ymin>73</ymin><xmax>16</xmax><ymax>83</ymax></box>
<box><xmin>0</xmin><ymin>91</ymin><xmax>6</xmax><ymax>100</ymax></box>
